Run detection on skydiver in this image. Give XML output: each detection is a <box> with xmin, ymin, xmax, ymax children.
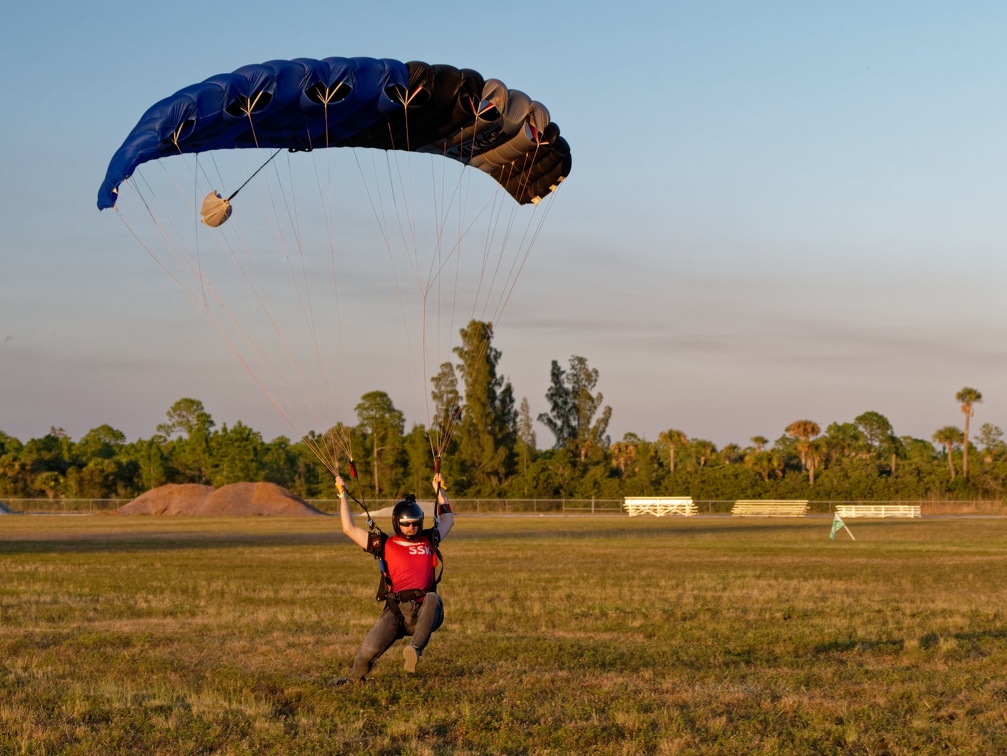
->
<box><xmin>332</xmin><ymin>472</ymin><xmax>453</xmax><ymax>683</ymax></box>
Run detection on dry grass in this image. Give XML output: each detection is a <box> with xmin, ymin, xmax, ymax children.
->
<box><xmin>2</xmin><ymin>514</ymin><xmax>1007</xmax><ymax>753</ymax></box>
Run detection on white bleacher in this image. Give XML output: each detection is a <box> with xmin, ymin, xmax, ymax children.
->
<box><xmin>623</xmin><ymin>497</ymin><xmax>696</xmax><ymax>517</ymax></box>
<box><xmin>732</xmin><ymin>500</ymin><xmax>809</xmax><ymax>517</ymax></box>
<box><xmin>834</xmin><ymin>504</ymin><xmax>921</xmax><ymax>519</ymax></box>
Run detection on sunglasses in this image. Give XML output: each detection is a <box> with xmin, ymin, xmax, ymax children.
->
<box><xmin>400</xmin><ymin>521</ymin><xmax>421</xmax><ymax>529</ymax></box>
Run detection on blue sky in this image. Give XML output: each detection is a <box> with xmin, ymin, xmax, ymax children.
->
<box><xmin>2</xmin><ymin>2</ymin><xmax>1007</xmax><ymax>450</ymax></box>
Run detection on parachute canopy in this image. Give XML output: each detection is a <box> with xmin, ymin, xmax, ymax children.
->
<box><xmin>97</xmin><ymin>56</ymin><xmax>571</xmax><ymax>210</ymax></box>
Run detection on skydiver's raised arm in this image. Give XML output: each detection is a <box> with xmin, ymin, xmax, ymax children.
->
<box><xmin>433</xmin><ymin>473</ymin><xmax>454</xmax><ymax>540</ymax></box>
<box><xmin>336</xmin><ymin>475</ymin><xmax>370</xmax><ymax>549</ymax></box>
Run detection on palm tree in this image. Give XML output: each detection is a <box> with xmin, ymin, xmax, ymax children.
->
<box><xmin>609</xmin><ymin>439</ymin><xmax>638</xmax><ymax>477</ymax></box>
<box><xmin>750</xmin><ymin>436</ymin><xmax>768</xmax><ymax>452</ymax></box>
<box><xmin>806</xmin><ymin>439</ymin><xmax>825</xmax><ymax>486</ymax></box>
<box><xmin>786</xmin><ymin>419</ymin><xmax>821</xmax><ymax>480</ymax></box>
<box><xmin>690</xmin><ymin>438</ymin><xmax>716</xmax><ymax>468</ymax></box>
<box><xmin>744</xmin><ymin>450</ymin><xmax>773</xmax><ymax>481</ymax></box>
<box><xmin>720</xmin><ymin>443</ymin><xmax>743</xmax><ymax>465</ymax></box>
<box><xmin>932</xmin><ymin>425</ymin><xmax>962</xmax><ymax>480</ymax></box>
<box><xmin>955</xmin><ymin>387</ymin><xmax>982</xmax><ymax>478</ymax></box>
<box><xmin>657</xmin><ymin>428</ymin><xmax>688</xmax><ymax>474</ymax></box>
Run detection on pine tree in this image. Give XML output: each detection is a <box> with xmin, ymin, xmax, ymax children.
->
<box><xmin>450</xmin><ymin>320</ymin><xmax>517</xmax><ymax>494</ymax></box>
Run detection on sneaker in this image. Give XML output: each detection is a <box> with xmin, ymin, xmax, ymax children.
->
<box><xmin>403</xmin><ymin>644</ymin><xmax>420</xmax><ymax>673</ymax></box>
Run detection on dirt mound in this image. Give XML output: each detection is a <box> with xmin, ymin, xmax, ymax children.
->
<box><xmin>120</xmin><ymin>482</ymin><xmax>324</xmax><ymax>516</ymax></box>
<box><xmin>119</xmin><ymin>484</ymin><xmax>213</xmax><ymax>515</ymax></box>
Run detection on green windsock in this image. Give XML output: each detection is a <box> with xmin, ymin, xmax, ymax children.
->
<box><xmin>830</xmin><ymin>513</ymin><xmax>854</xmax><ymax>541</ymax></box>
<box><xmin>830</xmin><ymin>513</ymin><xmax>843</xmax><ymax>540</ymax></box>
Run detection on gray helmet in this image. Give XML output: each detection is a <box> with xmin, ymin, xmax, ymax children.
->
<box><xmin>392</xmin><ymin>495</ymin><xmax>424</xmax><ymax>538</ymax></box>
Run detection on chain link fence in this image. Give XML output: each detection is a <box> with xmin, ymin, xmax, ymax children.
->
<box><xmin>1</xmin><ymin>497</ymin><xmax>1005</xmax><ymax>516</ymax></box>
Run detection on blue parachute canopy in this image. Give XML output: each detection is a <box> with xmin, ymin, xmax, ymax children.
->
<box><xmin>98</xmin><ymin>56</ymin><xmax>570</xmax><ymax>210</ymax></box>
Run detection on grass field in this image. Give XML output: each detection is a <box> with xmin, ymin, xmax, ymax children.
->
<box><xmin>3</xmin><ymin>513</ymin><xmax>1007</xmax><ymax>754</ymax></box>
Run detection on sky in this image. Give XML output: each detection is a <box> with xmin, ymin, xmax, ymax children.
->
<box><xmin>3</xmin><ymin>2</ymin><xmax>1007</xmax><ymax>451</ymax></box>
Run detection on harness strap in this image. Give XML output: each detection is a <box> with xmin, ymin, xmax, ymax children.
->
<box><xmin>384</xmin><ymin>595</ymin><xmax>406</xmax><ymax>625</ymax></box>
<box><xmin>390</xmin><ymin>589</ymin><xmax>428</xmax><ymax>603</ymax></box>
<box><xmin>383</xmin><ymin>589</ymin><xmax>429</xmax><ymax>630</ymax></box>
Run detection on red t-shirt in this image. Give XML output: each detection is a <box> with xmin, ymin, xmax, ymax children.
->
<box><xmin>378</xmin><ymin>532</ymin><xmax>437</xmax><ymax>593</ymax></box>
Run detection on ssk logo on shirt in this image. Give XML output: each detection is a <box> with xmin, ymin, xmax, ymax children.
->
<box><xmin>392</xmin><ymin>538</ymin><xmax>432</xmax><ymax>556</ymax></box>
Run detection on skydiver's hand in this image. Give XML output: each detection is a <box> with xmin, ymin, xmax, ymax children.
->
<box><xmin>335</xmin><ymin>475</ymin><xmax>346</xmax><ymax>496</ymax></box>
<box><xmin>432</xmin><ymin>473</ymin><xmax>446</xmax><ymax>494</ymax></box>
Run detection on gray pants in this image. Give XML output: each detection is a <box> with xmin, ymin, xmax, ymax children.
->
<box><xmin>349</xmin><ymin>592</ymin><xmax>443</xmax><ymax>680</ymax></box>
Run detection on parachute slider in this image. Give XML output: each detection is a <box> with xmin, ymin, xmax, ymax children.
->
<box><xmin>200</xmin><ymin>191</ymin><xmax>232</xmax><ymax>227</ymax></box>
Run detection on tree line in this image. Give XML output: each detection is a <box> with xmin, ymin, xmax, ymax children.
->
<box><xmin>1</xmin><ymin>321</ymin><xmax>1003</xmax><ymax>502</ymax></box>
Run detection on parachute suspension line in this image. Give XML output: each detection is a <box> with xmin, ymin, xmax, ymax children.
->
<box><xmin>252</xmin><ymin>150</ymin><xmax>346</xmax><ymax>441</ymax></box>
<box><xmin>428</xmin><ymin>155</ymin><xmax>450</xmax><ymax>434</ymax></box>
<box><xmin>470</xmin><ymin>189</ymin><xmax>511</xmax><ymax>323</ymax></box>
<box><xmin>113</xmin><ymin>201</ymin><xmax>193</xmax><ymax>295</ymax></box>
<box><xmin>432</xmin><ymin>452</ymin><xmax>447</xmax><ymax>527</ymax></box>
<box><xmin>382</xmin><ymin>146</ymin><xmax>438</xmax><ymax>430</ymax></box>
<box><xmin>425</xmin><ymin>329</ymin><xmax>493</xmax><ymax>471</ymax></box>
<box><xmin>117</xmin><ymin>178</ymin><xmax>226</xmax><ymax>316</ymax></box>
<box><xmin>169</xmin><ymin>121</ymin><xmax>189</xmax><ymax>154</ymax></box>
<box><xmin>202</xmin><ymin>143</ymin><xmax>354</xmax><ymax>466</ymax></box>
<box><xmin>416</xmin><ymin>179</ymin><xmax>511</xmax><ymax>330</ymax></box>
<box><xmin>280</xmin><ymin>141</ymin><xmax>350</xmax><ymax>446</ymax></box>
<box><xmin>309</xmin><ymin>124</ymin><xmax>353</xmax><ymax>435</ymax></box>
<box><xmin>192</xmin><ymin>152</ymin><xmax>337</xmax><ymax>447</ymax></box>
<box><xmin>354</xmin><ymin>141</ymin><xmax>453</xmax><ymax>449</ymax></box>
<box><xmin>382</xmin><ymin>137</ymin><xmax>421</xmax><ymax>286</ymax></box>
<box><xmin>131</xmin><ymin>169</ymin><xmax>211</xmax><ymax>287</ymax></box>
<box><xmin>409</xmin><ymin>180</ymin><xmax>511</xmax><ymax>437</ymax></box>
<box><xmin>492</xmin><ymin>185</ymin><xmax>562</xmax><ymax>325</ymax></box>
<box><xmin>402</xmin><ymin>113</ymin><xmax>476</xmax><ymax>442</ymax></box>
<box><xmin>316</xmin><ymin>83</ymin><xmax>350</xmax><ymax>148</ymax></box>
<box><xmin>301</xmin><ymin>426</ymin><xmax>353</xmax><ymax>477</ymax></box>
<box><xmin>476</xmin><ymin>143</ymin><xmax>554</xmax><ymax>325</ymax></box>
<box><xmin>204</xmin><ymin>152</ymin><xmax>229</xmax><ymax>198</ymax></box>
<box><xmin>429</xmin><ymin>404</ymin><xmax>462</xmax><ymax>464</ymax></box>
<box><xmin>478</xmin><ymin>183</ymin><xmax>528</xmax><ymax>324</ymax></box>
<box><xmin>271</xmin><ymin>151</ymin><xmax>325</xmax><ymax>386</ymax></box>
<box><xmin>352</xmin><ymin>148</ymin><xmax>429</xmax><ymax>425</ymax></box>
<box><xmin>335</xmin><ymin>457</ymin><xmax>377</xmax><ymax>530</ymax></box>
<box><xmin>471</xmin><ymin>149</ymin><xmax>563</xmax><ymax>328</ymax></box>
<box><xmin>492</xmin><ymin>153</ymin><xmax>564</xmax><ymax>325</ymax></box>
<box><xmin>112</xmin><ymin>187</ymin><xmax>316</xmax><ymax>450</ymax></box>
<box><xmin>238</xmin><ymin>92</ymin><xmax>267</xmax><ymax>149</ymax></box>
<box><xmin>226</xmin><ymin>149</ymin><xmax>282</xmax><ymax>202</ymax></box>
<box><xmin>324</xmin><ymin>103</ymin><xmax>330</xmax><ymax>150</ymax></box>
<box><xmin>421</xmin><ymin>150</ymin><xmax>474</xmax><ymax>437</ymax></box>
<box><xmin>152</xmin><ymin>153</ymin><xmax>202</xmax><ymax>213</ymax></box>
<box><xmin>193</xmin><ymin>154</ymin><xmax>208</xmax><ymax>307</ymax></box>
<box><xmin>424</xmin><ymin>143</ymin><xmax>471</xmax><ymax>315</ymax></box>
<box><xmin>358</xmin><ymin>145</ymin><xmax>449</xmax><ymax>467</ymax></box>
<box><xmin>186</xmin><ymin>146</ymin><xmax>355</xmax><ymax>474</ymax></box>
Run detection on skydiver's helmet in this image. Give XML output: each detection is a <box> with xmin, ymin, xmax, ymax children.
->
<box><xmin>392</xmin><ymin>495</ymin><xmax>424</xmax><ymax>539</ymax></box>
